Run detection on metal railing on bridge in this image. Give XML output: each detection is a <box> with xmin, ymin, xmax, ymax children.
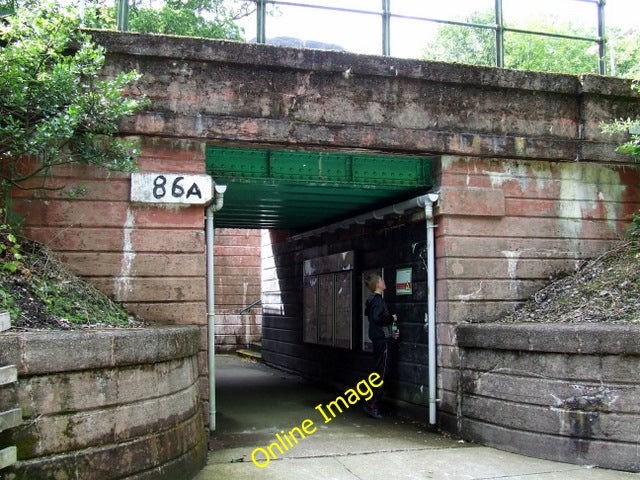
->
<box><xmin>114</xmin><ymin>0</ymin><xmax>607</xmax><ymax>74</ymax></box>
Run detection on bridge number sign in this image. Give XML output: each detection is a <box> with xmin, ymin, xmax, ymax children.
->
<box><xmin>131</xmin><ymin>172</ymin><xmax>213</xmax><ymax>205</ymax></box>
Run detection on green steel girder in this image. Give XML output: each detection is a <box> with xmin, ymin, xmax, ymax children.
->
<box><xmin>205</xmin><ymin>146</ymin><xmax>433</xmax><ymax>230</ymax></box>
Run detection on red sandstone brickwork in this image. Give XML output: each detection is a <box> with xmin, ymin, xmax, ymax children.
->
<box><xmin>10</xmin><ymin>32</ymin><xmax>640</xmax><ymax>435</ymax></box>
<box><xmin>433</xmin><ymin>156</ymin><xmax>640</xmax><ymax>428</ymax></box>
<box><xmin>11</xmin><ymin>139</ymin><xmax>263</xmax><ymax>418</ymax></box>
<box><xmin>214</xmin><ymin>228</ymin><xmax>262</xmax><ymax>352</ymax></box>
<box><xmin>13</xmin><ymin>141</ymin><xmax>209</xmax><ymax>326</ymax></box>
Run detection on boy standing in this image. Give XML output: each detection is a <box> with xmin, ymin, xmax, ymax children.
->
<box><xmin>363</xmin><ymin>272</ymin><xmax>399</xmax><ymax>419</ymax></box>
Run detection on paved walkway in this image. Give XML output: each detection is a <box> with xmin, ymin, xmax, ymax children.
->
<box><xmin>194</xmin><ymin>355</ymin><xmax>638</xmax><ymax>480</ymax></box>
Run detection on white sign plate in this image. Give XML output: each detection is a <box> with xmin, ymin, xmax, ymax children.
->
<box><xmin>131</xmin><ymin>172</ymin><xmax>213</xmax><ymax>205</ymax></box>
<box><xmin>395</xmin><ymin>267</ymin><xmax>413</xmax><ymax>296</ymax></box>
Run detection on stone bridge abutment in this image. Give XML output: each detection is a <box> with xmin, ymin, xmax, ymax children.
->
<box><xmin>9</xmin><ymin>30</ymin><xmax>640</xmax><ymax>471</ymax></box>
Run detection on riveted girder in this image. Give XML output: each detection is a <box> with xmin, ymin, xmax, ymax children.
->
<box><xmin>206</xmin><ymin>146</ymin><xmax>433</xmax><ymax>230</ymax></box>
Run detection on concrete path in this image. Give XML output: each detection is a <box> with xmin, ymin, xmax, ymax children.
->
<box><xmin>194</xmin><ymin>355</ymin><xmax>638</xmax><ymax>480</ymax></box>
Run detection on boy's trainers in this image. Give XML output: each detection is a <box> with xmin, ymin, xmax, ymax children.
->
<box><xmin>363</xmin><ymin>404</ymin><xmax>384</xmax><ymax>420</ymax></box>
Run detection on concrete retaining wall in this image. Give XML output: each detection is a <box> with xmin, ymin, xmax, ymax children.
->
<box><xmin>0</xmin><ymin>326</ymin><xmax>207</xmax><ymax>480</ymax></box>
<box><xmin>457</xmin><ymin>323</ymin><xmax>640</xmax><ymax>472</ymax></box>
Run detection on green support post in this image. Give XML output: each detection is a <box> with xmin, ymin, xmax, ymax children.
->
<box><xmin>256</xmin><ymin>0</ymin><xmax>266</xmax><ymax>44</ymax></box>
<box><xmin>117</xmin><ymin>0</ymin><xmax>129</xmax><ymax>31</ymax></box>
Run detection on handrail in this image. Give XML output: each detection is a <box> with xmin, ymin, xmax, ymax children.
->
<box><xmin>253</xmin><ymin>0</ymin><xmax>607</xmax><ymax>74</ymax></box>
<box><xmin>109</xmin><ymin>0</ymin><xmax>607</xmax><ymax>74</ymax></box>
<box><xmin>239</xmin><ymin>299</ymin><xmax>262</xmax><ymax>315</ymax></box>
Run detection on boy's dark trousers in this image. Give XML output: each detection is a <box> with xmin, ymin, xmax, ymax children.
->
<box><xmin>368</xmin><ymin>338</ymin><xmax>392</xmax><ymax>411</ymax></box>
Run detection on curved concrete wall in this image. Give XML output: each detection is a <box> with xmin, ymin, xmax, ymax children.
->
<box><xmin>457</xmin><ymin>323</ymin><xmax>640</xmax><ymax>472</ymax></box>
<box><xmin>0</xmin><ymin>326</ymin><xmax>206</xmax><ymax>480</ymax></box>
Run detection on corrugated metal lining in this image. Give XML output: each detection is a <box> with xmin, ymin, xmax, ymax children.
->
<box><xmin>205</xmin><ymin>146</ymin><xmax>433</xmax><ymax>230</ymax></box>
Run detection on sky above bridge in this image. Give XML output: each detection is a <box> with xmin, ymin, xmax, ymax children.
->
<box><xmin>236</xmin><ymin>0</ymin><xmax>639</xmax><ymax>59</ymax></box>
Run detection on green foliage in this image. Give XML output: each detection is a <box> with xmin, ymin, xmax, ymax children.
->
<box><xmin>503</xmin><ymin>28</ymin><xmax>598</xmax><ymax>74</ymax></box>
<box><xmin>630</xmin><ymin>213</ymin><xmax>640</xmax><ymax>240</ymax></box>
<box><xmin>422</xmin><ymin>10</ymin><xmax>621</xmax><ymax>76</ymax></box>
<box><xmin>0</xmin><ymin>286</ymin><xmax>18</xmax><ymax>319</ymax></box>
<box><xmin>422</xmin><ymin>11</ymin><xmax>496</xmax><ymax>67</ymax></box>
<box><xmin>600</xmin><ymin>82</ymin><xmax>640</xmax><ymax>159</ymax></box>
<box><xmin>65</xmin><ymin>184</ymin><xmax>89</xmax><ymax>199</ymax></box>
<box><xmin>81</xmin><ymin>0</ymin><xmax>253</xmax><ymax>40</ymax></box>
<box><xmin>0</xmin><ymin>211</ymin><xmax>23</xmax><ymax>273</ymax></box>
<box><xmin>31</xmin><ymin>271</ymin><xmax>131</xmax><ymax>326</ymax></box>
<box><xmin>609</xmin><ymin>27</ymin><xmax>640</xmax><ymax>78</ymax></box>
<box><xmin>0</xmin><ymin>1</ymin><xmax>147</xmax><ymax>205</ymax></box>
<box><xmin>601</xmin><ymin>116</ymin><xmax>640</xmax><ymax>157</ymax></box>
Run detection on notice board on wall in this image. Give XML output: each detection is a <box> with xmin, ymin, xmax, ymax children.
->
<box><xmin>303</xmin><ymin>251</ymin><xmax>354</xmax><ymax>349</ymax></box>
<box><xmin>396</xmin><ymin>267</ymin><xmax>412</xmax><ymax>296</ymax></box>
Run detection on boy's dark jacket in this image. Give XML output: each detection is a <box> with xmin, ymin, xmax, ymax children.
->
<box><xmin>365</xmin><ymin>293</ymin><xmax>394</xmax><ymax>341</ymax></box>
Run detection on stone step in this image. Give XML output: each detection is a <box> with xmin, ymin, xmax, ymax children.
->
<box><xmin>0</xmin><ymin>365</ymin><xmax>17</xmax><ymax>387</ymax></box>
<box><xmin>0</xmin><ymin>408</ymin><xmax>22</xmax><ymax>433</ymax></box>
<box><xmin>235</xmin><ymin>349</ymin><xmax>262</xmax><ymax>361</ymax></box>
<box><xmin>0</xmin><ymin>311</ymin><xmax>10</xmax><ymax>333</ymax></box>
<box><xmin>0</xmin><ymin>311</ymin><xmax>19</xmax><ymax>471</ymax></box>
<box><xmin>0</xmin><ymin>446</ymin><xmax>17</xmax><ymax>470</ymax></box>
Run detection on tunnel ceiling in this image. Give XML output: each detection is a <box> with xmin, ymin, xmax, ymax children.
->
<box><xmin>205</xmin><ymin>146</ymin><xmax>434</xmax><ymax>231</ymax></box>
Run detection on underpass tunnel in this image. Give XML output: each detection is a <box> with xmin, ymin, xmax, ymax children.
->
<box><xmin>205</xmin><ymin>145</ymin><xmax>439</xmax><ymax>437</ymax></box>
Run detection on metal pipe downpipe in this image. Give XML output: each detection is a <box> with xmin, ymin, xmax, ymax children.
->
<box><xmin>206</xmin><ymin>184</ymin><xmax>227</xmax><ymax>431</ymax></box>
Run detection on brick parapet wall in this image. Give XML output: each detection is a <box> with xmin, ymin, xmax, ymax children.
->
<box><xmin>89</xmin><ymin>30</ymin><xmax>639</xmax><ymax>164</ymax></box>
<box><xmin>214</xmin><ymin>228</ymin><xmax>262</xmax><ymax>352</ymax></box>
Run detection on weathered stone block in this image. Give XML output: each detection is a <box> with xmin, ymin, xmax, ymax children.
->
<box><xmin>458</xmin><ymin>322</ymin><xmax>640</xmax><ymax>472</ymax></box>
<box><xmin>9</xmin><ymin>383</ymin><xmax>199</xmax><ymax>458</ymax></box>
<box><xmin>458</xmin><ymin>323</ymin><xmax>640</xmax><ymax>355</ymax></box>
<box><xmin>131</xmin><ymin>228</ymin><xmax>205</xmax><ymax>253</ymax></box>
<box><xmin>0</xmin><ymin>327</ymin><xmax>206</xmax><ymax>479</ymax></box>
<box><xmin>111</xmin><ymin>326</ymin><xmax>200</xmax><ymax>365</ymax></box>
<box><xmin>463</xmin><ymin>417</ymin><xmax>640</xmax><ymax>472</ymax></box>
<box><xmin>14</xmin><ymin>357</ymin><xmax>197</xmax><ymax>418</ymax></box>
<box><xmin>0</xmin><ymin>365</ymin><xmax>17</xmax><ymax>387</ymax></box>
<box><xmin>93</xmin><ymin>277</ymin><xmax>206</xmax><ymax>303</ymax></box>
<box><xmin>124</xmin><ymin>301</ymin><xmax>206</xmax><ymax>325</ymax></box>
<box><xmin>439</xmin><ymin>186</ymin><xmax>505</xmax><ymax>217</ymax></box>
<box><xmin>463</xmin><ymin>394</ymin><xmax>639</xmax><ymax>443</ymax></box>
<box><xmin>0</xmin><ymin>446</ymin><xmax>17</xmax><ymax>470</ymax></box>
<box><xmin>0</xmin><ymin>408</ymin><xmax>21</xmax><ymax>432</ymax></box>
<box><xmin>9</xmin><ymin>411</ymin><xmax>205</xmax><ymax>480</ymax></box>
<box><xmin>463</xmin><ymin>348</ymin><xmax>640</xmax><ymax>383</ymax></box>
<box><xmin>0</xmin><ymin>312</ymin><xmax>10</xmax><ymax>332</ymax></box>
<box><xmin>0</xmin><ymin>326</ymin><xmax>200</xmax><ymax>376</ymax></box>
